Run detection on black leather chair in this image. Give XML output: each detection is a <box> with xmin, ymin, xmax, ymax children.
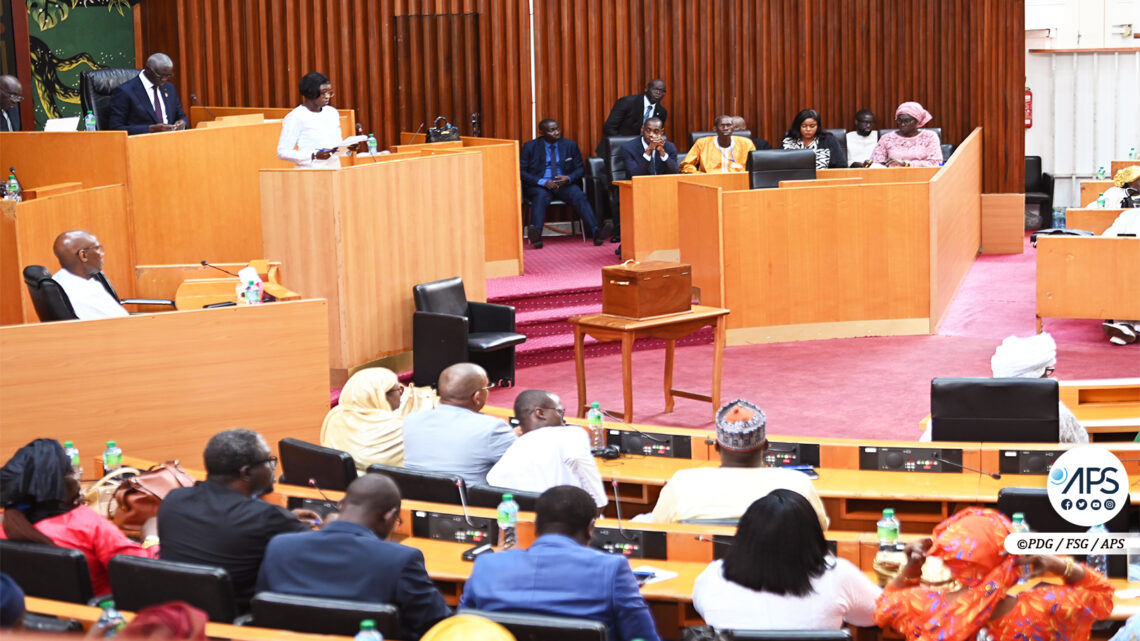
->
<box><xmin>997</xmin><ymin>487</ymin><xmax>1133</xmax><ymax>577</ymax></box>
<box><xmin>941</xmin><ymin>143</ymin><xmax>955</xmax><ymax>163</ymax></box>
<box><xmin>602</xmin><ymin>135</ymin><xmax>640</xmax><ymax>236</ymax></box>
<box><xmin>466</xmin><ymin>483</ymin><xmax>541</xmax><ymax>511</ymax></box>
<box><xmin>366</xmin><ymin>463</ymin><xmax>467</xmax><ymax>505</ymax></box>
<box><xmin>688</xmin><ymin>130</ymin><xmax>751</xmax><ymax>148</ymax></box>
<box><xmin>278</xmin><ymin>438</ymin><xmax>357</xmax><ymax>491</ymax></box>
<box><xmin>728</xmin><ymin>630</ymin><xmax>853</xmax><ymax>640</ymax></box>
<box><xmin>250</xmin><ymin>592</ymin><xmax>399</xmax><ymax>637</ymax></box>
<box><xmin>460</xmin><ymin>609</ymin><xmax>608</xmax><ymax>641</ymax></box>
<box><xmin>825</xmin><ymin>128</ymin><xmax>847</xmax><ymax>156</ymax></box>
<box><xmin>1025</xmin><ymin>155</ymin><xmax>1055</xmax><ymax>227</ymax></box>
<box><xmin>584</xmin><ymin>156</ymin><xmax>612</xmax><ymax>225</ymax></box>
<box><xmin>79</xmin><ymin>68</ymin><xmax>140</xmax><ymax>131</ymax></box>
<box><xmin>0</xmin><ymin>540</ymin><xmax>95</xmax><ymax>603</ymax></box>
<box><xmin>746</xmin><ymin>149</ymin><xmax>816</xmax><ymax>189</ymax></box>
<box><xmin>411</xmin><ymin>276</ymin><xmax>525</xmax><ymax>388</ymax></box>
<box><xmin>23</xmin><ymin>265</ymin><xmax>175</xmax><ymax>322</ymax></box>
<box><xmin>108</xmin><ymin>556</ymin><xmax>238</xmax><ymax>623</ymax></box>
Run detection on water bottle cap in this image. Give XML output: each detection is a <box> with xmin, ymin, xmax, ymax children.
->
<box><xmin>359</xmin><ymin>619</ymin><xmax>376</xmax><ymax>630</ymax></box>
<box><xmin>64</xmin><ymin>441</ymin><xmax>73</xmax><ymax>447</ymax></box>
<box><xmin>102</xmin><ymin>600</ymin><xmax>115</xmax><ymax>609</ymax></box>
<box><xmin>107</xmin><ymin>440</ymin><xmax>116</xmax><ymax>446</ymax></box>
<box><xmin>1012</xmin><ymin>512</ymin><xmax>1024</xmax><ymax>521</ymax></box>
<box><xmin>502</xmin><ymin>493</ymin><xmax>514</xmax><ymax>501</ymax></box>
<box><xmin>591</xmin><ymin>402</ymin><xmax>600</xmax><ymax>408</ymax></box>
<box><xmin>883</xmin><ymin>508</ymin><xmax>895</xmax><ymax>517</ymax></box>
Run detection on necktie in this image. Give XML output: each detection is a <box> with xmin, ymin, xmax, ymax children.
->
<box><xmin>152</xmin><ymin>86</ymin><xmax>163</xmax><ymax>123</ymax></box>
<box><xmin>547</xmin><ymin>143</ymin><xmax>559</xmax><ymax>176</ymax></box>
<box><xmin>643</xmin><ymin>104</ymin><xmax>654</xmax><ymax>124</ymax></box>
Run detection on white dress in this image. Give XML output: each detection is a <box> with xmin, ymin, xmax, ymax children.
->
<box><xmin>276</xmin><ymin>105</ymin><xmax>342</xmax><ymax>168</ymax></box>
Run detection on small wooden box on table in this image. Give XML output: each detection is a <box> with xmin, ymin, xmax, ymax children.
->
<box><xmin>601</xmin><ymin>261</ymin><xmax>692</xmax><ymax>318</ymax></box>
<box><xmin>570</xmin><ymin>305</ymin><xmax>729</xmax><ymax>423</ymax></box>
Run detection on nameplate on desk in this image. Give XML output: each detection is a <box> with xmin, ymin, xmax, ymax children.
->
<box><xmin>999</xmin><ymin>449</ymin><xmax>1061</xmax><ymax>475</ymax></box>
<box><xmin>607</xmin><ymin>429</ymin><xmax>692</xmax><ymax>458</ymax></box>
<box><xmin>859</xmin><ymin>446</ymin><xmax>962</xmax><ymax>473</ymax></box>
<box><xmin>412</xmin><ymin>510</ymin><xmax>497</xmax><ymax>545</ymax></box>
<box><xmin>590</xmin><ymin>527</ymin><xmax>667</xmax><ymax>559</ymax></box>
<box><xmin>765</xmin><ymin>442</ymin><xmax>821</xmax><ymax>467</ymax></box>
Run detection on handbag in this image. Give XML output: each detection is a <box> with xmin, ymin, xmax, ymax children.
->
<box><xmin>110</xmin><ymin>461</ymin><xmax>197</xmax><ymax>531</ymax></box>
<box><xmin>426</xmin><ymin>116</ymin><xmax>461</xmax><ymax>143</ymax></box>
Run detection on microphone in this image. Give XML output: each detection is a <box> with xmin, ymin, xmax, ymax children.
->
<box><xmin>408</xmin><ymin>122</ymin><xmax>425</xmax><ymax>144</ymax></box>
<box><xmin>933</xmin><ymin>456</ymin><xmax>1001</xmax><ymax>480</ymax></box>
<box><xmin>601</xmin><ymin>408</ymin><xmax>669</xmax><ymax>443</ymax></box>
<box><xmin>200</xmin><ymin>260</ymin><xmax>239</xmax><ymax>277</ymax></box>
<box><xmin>455</xmin><ymin>479</ymin><xmax>477</xmax><ymax>527</ymax></box>
<box><xmin>189</xmin><ymin>93</ymin><xmax>217</xmax><ymax>120</ymax></box>
<box><xmin>307</xmin><ymin>477</ymin><xmax>335</xmax><ymax>504</ymax></box>
<box><xmin>609</xmin><ymin>478</ymin><xmax>636</xmax><ymax>541</ymax></box>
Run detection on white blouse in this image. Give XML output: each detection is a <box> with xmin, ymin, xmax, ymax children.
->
<box><xmin>276</xmin><ymin>105</ymin><xmax>342</xmax><ymax>168</ymax></box>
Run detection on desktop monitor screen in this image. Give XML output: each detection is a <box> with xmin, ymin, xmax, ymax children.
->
<box><xmin>930</xmin><ymin>377</ymin><xmax>1059</xmax><ymax>443</ymax></box>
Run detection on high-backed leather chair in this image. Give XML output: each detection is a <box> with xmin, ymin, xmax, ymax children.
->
<box><xmin>941</xmin><ymin>143</ymin><xmax>955</xmax><ymax>163</ymax></box>
<box><xmin>250</xmin><ymin>592</ymin><xmax>400</xmax><ymax>637</ymax></box>
<box><xmin>466</xmin><ymin>483</ymin><xmax>541</xmax><ymax>511</ymax></box>
<box><xmin>108</xmin><ymin>556</ymin><xmax>238</xmax><ymax>622</ymax></box>
<box><xmin>584</xmin><ymin>156</ymin><xmax>611</xmax><ymax>224</ymax></box>
<box><xmin>688</xmin><ymin>130</ymin><xmax>751</xmax><ymax>148</ymax></box>
<box><xmin>825</xmin><ymin>128</ymin><xmax>847</xmax><ymax>156</ymax></box>
<box><xmin>600</xmin><ymin>135</ymin><xmax>640</xmax><ymax>240</ymax></box>
<box><xmin>746</xmin><ymin>149</ymin><xmax>817</xmax><ymax>189</ymax></box>
<box><xmin>411</xmin><ymin>276</ymin><xmax>525</xmax><ymax>388</ymax></box>
<box><xmin>367</xmin><ymin>463</ymin><xmax>467</xmax><ymax>505</ymax></box>
<box><xmin>1025</xmin><ymin>155</ymin><xmax>1055</xmax><ymax>226</ymax></box>
<box><xmin>278</xmin><ymin>438</ymin><xmax>357</xmax><ymax>491</ymax></box>
<box><xmin>0</xmin><ymin>540</ymin><xmax>95</xmax><ymax>603</ymax></box>
<box><xmin>79</xmin><ymin>68</ymin><xmax>141</xmax><ymax>131</ymax></box>
<box><xmin>23</xmin><ymin>265</ymin><xmax>174</xmax><ymax>322</ymax></box>
<box><xmin>459</xmin><ymin>609</ymin><xmax>608</xmax><ymax>641</ymax></box>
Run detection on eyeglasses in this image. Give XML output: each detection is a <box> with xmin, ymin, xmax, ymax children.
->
<box><xmin>1043</xmin><ymin>366</ymin><xmax>1055</xmax><ymax>377</ymax></box>
<box><xmin>253</xmin><ymin>456</ymin><xmax>278</xmax><ymax>470</ymax></box>
<box><xmin>480</xmin><ymin>382</ymin><xmax>497</xmax><ymax>392</ymax></box>
<box><xmin>533</xmin><ymin>406</ymin><xmax>566</xmax><ymax>417</ymax></box>
<box><xmin>147</xmin><ymin>68</ymin><xmax>174</xmax><ymax>80</ymax></box>
<box><xmin>1</xmin><ymin>90</ymin><xmax>23</xmax><ymax>102</ymax></box>
<box><xmin>895</xmin><ymin>116</ymin><xmax>917</xmax><ymax>124</ymax></box>
<box><xmin>78</xmin><ymin>244</ymin><xmax>104</xmax><ymax>256</ymax></box>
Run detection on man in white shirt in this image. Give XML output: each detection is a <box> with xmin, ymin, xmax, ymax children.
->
<box><xmin>50</xmin><ymin>230</ymin><xmax>129</xmax><ymax>320</ymax></box>
<box><xmin>650</xmin><ymin>399</ymin><xmax>828</xmax><ymax>528</ymax></box>
<box><xmin>845</xmin><ymin>109</ymin><xmax>878</xmax><ymax>167</ymax></box>
<box><xmin>487</xmin><ymin>390</ymin><xmax>607</xmax><ymax>508</ymax></box>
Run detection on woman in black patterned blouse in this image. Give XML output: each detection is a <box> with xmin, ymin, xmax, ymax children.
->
<box><xmin>781</xmin><ymin>109</ymin><xmax>847</xmax><ymax>169</ymax></box>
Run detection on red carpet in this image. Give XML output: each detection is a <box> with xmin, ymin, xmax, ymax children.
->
<box><xmin>487</xmin><ymin>233</ymin><xmax>1139</xmax><ymax>438</ymax></box>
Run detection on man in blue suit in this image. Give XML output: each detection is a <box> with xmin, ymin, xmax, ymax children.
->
<box><xmin>0</xmin><ymin>75</ymin><xmax>23</xmax><ymax>131</ymax></box>
<box><xmin>520</xmin><ymin>118</ymin><xmax>611</xmax><ymax>249</ymax></box>
<box><xmin>619</xmin><ymin>117</ymin><xmax>679</xmax><ymax>177</ymax></box>
<box><xmin>107</xmin><ymin>53</ymin><xmax>189</xmax><ymax>135</ymax></box>
<box><xmin>459</xmin><ymin>486</ymin><xmax>661</xmax><ymax>641</ymax></box>
<box><xmin>256</xmin><ymin>474</ymin><xmax>451</xmax><ymax>641</ymax></box>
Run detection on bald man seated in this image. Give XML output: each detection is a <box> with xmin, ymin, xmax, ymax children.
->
<box><xmin>402</xmin><ymin>363</ymin><xmax>516</xmax><ymax>485</ymax></box>
<box><xmin>50</xmin><ymin>230</ymin><xmax>129</xmax><ymax>320</ymax></box>
<box><xmin>257</xmin><ymin>474</ymin><xmax>451</xmax><ymax>641</ymax></box>
<box><xmin>107</xmin><ymin>52</ymin><xmax>189</xmax><ymax>135</ymax></box>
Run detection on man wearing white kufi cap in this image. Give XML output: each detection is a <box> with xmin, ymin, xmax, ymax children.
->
<box><xmin>922</xmin><ymin>333</ymin><xmax>1087</xmax><ymax>443</ymax></box>
<box><xmin>649</xmin><ymin>399</ymin><xmax>829</xmax><ymax>528</ymax></box>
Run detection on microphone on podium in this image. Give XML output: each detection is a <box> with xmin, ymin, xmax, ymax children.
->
<box><xmin>200</xmin><ymin>260</ymin><xmax>239</xmax><ymax>278</ymax></box>
<box><xmin>189</xmin><ymin>94</ymin><xmax>217</xmax><ymax>121</ymax></box>
<box><xmin>408</xmin><ymin>122</ymin><xmax>426</xmax><ymax>144</ymax></box>
<box><xmin>610</xmin><ymin>478</ymin><xmax>636</xmax><ymax>541</ymax></box>
<box><xmin>933</xmin><ymin>456</ymin><xmax>1002</xmax><ymax>480</ymax></box>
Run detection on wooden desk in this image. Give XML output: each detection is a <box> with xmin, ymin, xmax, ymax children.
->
<box><xmin>615</xmin><ymin>173</ymin><xmax>747</xmax><ymax>262</ymax></box>
<box><xmin>1036</xmin><ymin>236</ymin><xmax>1140</xmax><ymax>331</ymax></box>
<box><xmin>570</xmin><ymin>305</ymin><xmax>730</xmax><ymax>423</ymax></box>
<box><xmin>1067</xmin><ymin>208</ymin><xmax>1126</xmax><ymax>235</ymax></box>
<box><xmin>1081</xmin><ymin>179</ymin><xmax>1116</xmax><ymax>208</ymax></box>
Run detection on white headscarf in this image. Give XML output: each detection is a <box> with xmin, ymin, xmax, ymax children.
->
<box><xmin>990</xmin><ymin>333</ymin><xmax>1057</xmax><ymax>378</ymax></box>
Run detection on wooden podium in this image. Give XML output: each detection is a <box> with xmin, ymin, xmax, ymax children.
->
<box><xmin>260</xmin><ymin>154</ymin><xmax>487</xmax><ymax>371</ymax></box>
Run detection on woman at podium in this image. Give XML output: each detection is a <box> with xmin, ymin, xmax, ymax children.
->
<box><xmin>276</xmin><ymin>72</ymin><xmax>342</xmax><ymax>168</ymax></box>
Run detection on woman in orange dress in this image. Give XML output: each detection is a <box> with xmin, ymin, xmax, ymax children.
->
<box><xmin>874</xmin><ymin>507</ymin><xmax>1113</xmax><ymax>641</ymax></box>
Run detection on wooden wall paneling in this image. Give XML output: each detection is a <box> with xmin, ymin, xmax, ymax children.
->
<box><xmin>0</xmin><ymin>300</ymin><xmax>331</xmax><ymax>466</ymax></box>
<box><xmin>928</xmin><ymin>128</ymin><xmax>982</xmax><ymax>330</ymax></box>
<box><xmin>0</xmin><ymin>186</ymin><xmax>134</xmax><ymax>325</ymax></box>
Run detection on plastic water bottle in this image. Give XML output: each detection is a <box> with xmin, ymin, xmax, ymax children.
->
<box><xmin>1097</xmin><ymin>193</ymin><xmax>1106</xmax><ymax>208</ymax></box>
<box><xmin>1097</xmin><ymin>165</ymin><xmax>1107</xmax><ymax>179</ymax></box>
<box><xmin>1054</xmin><ymin>207</ymin><xmax>1066</xmax><ymax>229</ymax></box>
<box><xmin>1130</xmin><ymin>147</ymin><xmax>1137</xmax><ymax>160</ymax></box>
<box><xmin>354</xmin><ymin>619</ymin><xmax>383</xmax><ymax>641</ymax></box>
<box><xmin>84</xmin><ymin>110</ymin><xmax>97</xmax><ymax>132</ymax></box>
<box><xmin>877</xmin><ymin>508</ymin><xmax>900</xmax><ymax>551</ymax></box>
<box><xmin>102</xmin><ymin>440</ymin><xmax>122</xmax><ymax>472</ymax></box>
<box><xmin>95</xmin><ymin>600</ymin><xmax>126</xmax><ymax>637</ymax></box>
<box><xmin>367</xmin><ymin>133</ymin><xmax>378</xmax><ymax>155</ymax></box>
<box><xmin>236</xmin><ymin>279</ymin><xmax>262</xmax><ymax>305</ymax></box>
<box><xmin>497</xmin><ymin>493</ymin><xmax>519</xmax><ymax>550</ymax></box>
<box><xmin>4</xmin><ymin>174</ymin><xmax>20</xmax><ymax>202</ymax></box>
<box><xmin>1087</xmin><ymin>523</ymin><xmax>1109</xmax><ymax>577</ymax></box>
<box><xmin>586</xmin><ymin>402</ymin><xmax>605</xmax><ymax>450</ymax></box>
<box><xmin>1011</xmin><ymin>513</ymin><xmax>1030</xmax><ymax>583</ymax></box>
<box><xmin>63</xmin><ymin>441</ymin><xmax>83</xmax><ymax>480</ymax></box>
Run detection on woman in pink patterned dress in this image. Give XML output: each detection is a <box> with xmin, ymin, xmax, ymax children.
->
<box><xmin>870</xmin><ymin>101</ymin><xmax>943</xmax><ymax>167</ymax></box>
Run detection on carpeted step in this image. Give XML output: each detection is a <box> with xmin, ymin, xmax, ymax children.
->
<box><xmin>516</xmin><ymin>325</ymin><xmax>716</xmax><ymax>368</ymax></box>
<box><xmin>491</xmin><ymin>287</ymin><xmax>602</xmax><ymax>314</ymax></box>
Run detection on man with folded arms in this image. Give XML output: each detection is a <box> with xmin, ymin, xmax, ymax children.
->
<box><xmin>257</xmin><ymin>474</ymin><xmax>450</xmax><ymax>641</ymax></box>
<box><xmin>460</xmin><ymin>486</ymin><xmax>661</xmax><ymax>641</ymax></box>
<box><xmin>487</xmin><ymin>390</ymin><xmax>607</xmax><ymax>508</ymax></box>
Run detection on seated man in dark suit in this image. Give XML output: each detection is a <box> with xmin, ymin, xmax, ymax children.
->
<box><xmin>521</xmin><ymin>118</ymin><xmax>612</xmax><ymax>249</ymax></box>
<box><xmin>619</xmin><ymin>117</ymin><xmax>679</xmax><ymax>177</ymax></box>
<box><xmin>0</xmin><ymin>75</ymin><xmax>23</xmax><ymax>131</ymax></box>
<box><xmin>597</xmin><ymin>78</ymin><xmax>667</xmax><ymax>155</ymax></box>
<box><xmin>257</xmin><ymin>473</ymin><xmax>450</xmax><ymax>641</ymax></box>
<box><xmin>459</xmin><ymin>486</ymin><xmax>661</xmax><ymax>641</ymax></box>
<box><xmin>107</xmin><ymin>52</ymin><xmax>189</xmax><ymax>135</ymax></box>
<box><xmin>732</xmin><ymin>115</ymin><xmax>771</xmax><ymax>150</ymax></box>
<box><xmin>158</xmin><ymin>429</ymin><xmax>320</xmax><ymax>612</ymax></box>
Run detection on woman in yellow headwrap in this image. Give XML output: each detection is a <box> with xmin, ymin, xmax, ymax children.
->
<box><xmin>321</xmin><ymin>367</ymin><xmax>412</xmax><ymax>472</ymax></box>
<box><xmin>875</xmin><ymin>507</ymin><xmax>1113</xmax><ymax>641</ymax></box>
<box><xmin>420</xmin><ymin>615</ymin><xmax>516</xmax><ymax>641</ymax></box>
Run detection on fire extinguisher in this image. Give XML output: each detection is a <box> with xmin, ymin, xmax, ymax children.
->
<box><xmin>1025</xmin><ymin>86</ymin><xmax>1033</xmax><ymax>129</ymax></box>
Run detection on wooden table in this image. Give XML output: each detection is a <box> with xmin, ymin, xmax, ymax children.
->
<box><xmin>570</xmin><ymin>305</ymin><xmax>730</xmax><ymax>422</ymax></box>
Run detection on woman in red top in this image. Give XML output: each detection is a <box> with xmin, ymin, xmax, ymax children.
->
<box><xmin>0</xmin><ymin>439</ymin><xmax>157</xmax><ymax>595</ymax></box>
<box><xmin>875</xmin><ymin>507</ymin><xmax>1113</xmax><ymax>641</ymax></box>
